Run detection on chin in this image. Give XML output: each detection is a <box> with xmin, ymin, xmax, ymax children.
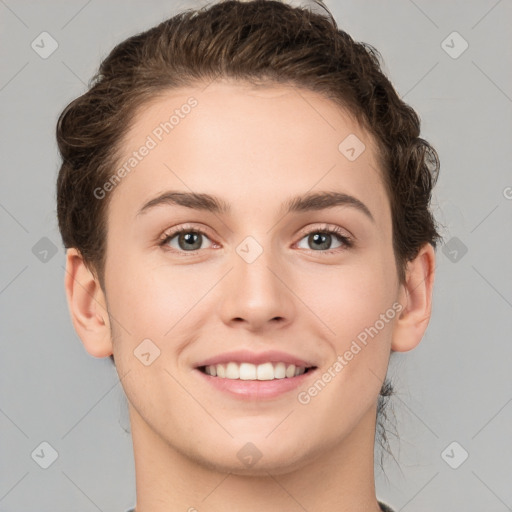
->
<box><xmin>186</xmin><ymin>434</ymin><xmax>317</xmax><ymax>476</ymax></box>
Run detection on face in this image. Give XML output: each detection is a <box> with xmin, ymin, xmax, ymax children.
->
<box><xmin>102</xmin><ymin>81</ymin><xmax>403</xmax><ymax>474</ymax></box>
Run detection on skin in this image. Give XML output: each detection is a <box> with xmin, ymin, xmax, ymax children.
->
<box><xmin>64</xmin><ymin>80</ymin><xmax>435</xmax><ymax>512</ymax></box>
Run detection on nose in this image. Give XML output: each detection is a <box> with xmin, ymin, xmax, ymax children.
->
<box><xmin>218</xmin><ymin>239</ymin><xmax>296</xmax><ymax>332</ymax></box>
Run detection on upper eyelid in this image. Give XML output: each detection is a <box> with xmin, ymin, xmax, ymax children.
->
<box><xmin>160</xmin><ymin>223</ymin><xmax>352</xmax><ymax>245</ymax></box>
<box><xmin>298</xmin><ymin>223</ymin><xmax>351</xmax><ymax>237</ymax></box>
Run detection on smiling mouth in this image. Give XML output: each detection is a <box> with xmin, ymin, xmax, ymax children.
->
<box><xmin>197</xmin><ymin>362</ymin><xmax>317</xmax><ymax>380</ymax></box>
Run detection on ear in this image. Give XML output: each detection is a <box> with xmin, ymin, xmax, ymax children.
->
<box><xmin>391</xmin><ymin>243</ymin><xmax>436</xmax><ymax>352</ymax></box>
<box><xmin>64</xmin><ymin>248</ymin><xmax>113</xmax><ymax>358</ymax></box>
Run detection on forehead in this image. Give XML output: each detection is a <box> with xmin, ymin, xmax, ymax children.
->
<box><xmin>107</xmin><ymin>81</ymin><xmax>390</xmax><ymax>226</ymax></box>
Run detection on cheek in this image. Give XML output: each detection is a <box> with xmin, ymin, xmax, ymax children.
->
<box><xmin>310</xmin><ymin>261</ymin><xmax>396</xmax><ymax>338</ymax></box>
<box><xmin>105</xmin><ymin>254</ymin><xmax>224</xmax><ymax>350</ymax></box>
<box><xmin>292</xmin><ymin>265</ymin><xmax>396</xmax><ymax>438</ymax></box>
<box><xmin>306</xmin><ymin>255</ymin><xmax>397</xmax><ymax>401</ymax></box>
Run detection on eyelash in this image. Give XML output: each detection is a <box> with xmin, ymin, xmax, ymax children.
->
<box><xmin>158</xmin><ymin>224</ymin><xmax>354</xmax><ymax>256</ymax></box>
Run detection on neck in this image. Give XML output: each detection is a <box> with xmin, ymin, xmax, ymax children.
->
<box><xmin>129</xmin><ymin>402</ymin><xmax>383</xmax><ymax>512</ymax></box>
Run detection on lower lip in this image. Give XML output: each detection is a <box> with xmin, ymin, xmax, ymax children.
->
<box><xmin>194</xmin><ymin>368</ymin><xmax>317</xmax><ymax>400</ymax></box>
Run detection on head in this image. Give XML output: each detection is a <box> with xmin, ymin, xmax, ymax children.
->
<box><xmin>57</xmin><ymin>0</ymin><xmax>440</xmax><ymax>473</ymax></box>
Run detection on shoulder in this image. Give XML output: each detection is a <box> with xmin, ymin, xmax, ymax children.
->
<box><xmin>378</xmin><ymin>501</ymin><xmax>396</xmax><ymax>512</ymax></box>
<box><xmin>126</xmin><ymin>505</ymin><xmax>394</xmax><ymax>512</ymax></box>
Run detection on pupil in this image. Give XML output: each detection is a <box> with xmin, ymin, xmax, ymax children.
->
<box><xmin>311</xmin><ymin>233</ymin><xmax>330</xmax><ymax>250</ymax></box>
<box><xmin>180</xmin><ymin>232</ymin><xmax>201</xmax><ymax>250</ymax></box>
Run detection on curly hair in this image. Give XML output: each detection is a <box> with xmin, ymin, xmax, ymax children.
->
<box><xmin>56</xmin><ymin>0</ymin><xmax>441</xmax><ymax>467</ymax></box>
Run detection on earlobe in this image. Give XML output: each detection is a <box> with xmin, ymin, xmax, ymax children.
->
<box><xmin>64</xmin><ymin>248</ymin><xmax>113</xmax><ymax>358</ymax></box>
<box><xmin>391</xmin><ymin>243</ymin><xmax>436</xmax><ymax>352</ymax></box>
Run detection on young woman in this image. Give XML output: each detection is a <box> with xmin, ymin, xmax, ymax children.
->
<box><xmin>56</xmin><ymin>1</ymin><xmax>440</xmax><ymax>510</ymax></box>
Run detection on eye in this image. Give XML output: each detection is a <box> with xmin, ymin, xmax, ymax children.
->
<box><xmin>295</xmin><ymin>225</ymin><xmax>353</xmax><ymax>253</ymax></box>
<box><xmin>159</xmin><ymin>226</ymin><xmax>214</xmax><ymax>253</ymax></box>
<box><xmin>158</xmin><ymin>224</ymin><xmax>354</xmax><ymax>256</ymax></box>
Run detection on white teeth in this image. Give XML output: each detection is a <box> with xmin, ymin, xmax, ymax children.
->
<box><xmin>257</xmin><ymin>362</ymin><xmax>274</xmax><ymax>381</ymax></box>
<box><xmin>225</xmin><ymin>362</ymin><xmax>239</xmax><ymax>379</ymax></box>
<box><xmin>239</xmin><ymin>362</ymin><xmax>257</xmax><ymax>380</ymax></box>
<box><xmin>285</xmin><ymin>364</ymin><xmax>296</xmax><ymax>378</ymax></box>
<box><xmin>203</xmin><ymin>362</ymin><xmax>310</xmax><ymax>380</ymax></box>
<box><xmin>274</xmin><ymin>362</ymin><xmax>286</xmax><ymax>379</ymax></box>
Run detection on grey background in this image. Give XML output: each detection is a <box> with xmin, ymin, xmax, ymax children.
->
<box><xmin>1</xmin><ymin>0</ymin><xmax>511</xmax><ymax>511</ymax></box>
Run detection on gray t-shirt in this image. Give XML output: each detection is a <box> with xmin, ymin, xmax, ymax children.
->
<box><xmin>125</xmin><ymin>501</ymin><xmax>395</xmax><ymax>511</ymax></box>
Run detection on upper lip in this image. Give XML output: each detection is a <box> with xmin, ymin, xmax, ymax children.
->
<box><xmin>195</xmin><ymin>349</ymin><xmax>317</xmax><ymax>368</ymax></box>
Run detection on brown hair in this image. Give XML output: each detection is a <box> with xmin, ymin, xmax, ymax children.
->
<box><xmin>56</xmin><ymin>0</ymin><xmax>441</xmax><ymax>466</ymax></box>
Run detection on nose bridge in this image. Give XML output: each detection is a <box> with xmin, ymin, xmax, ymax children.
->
<box><xmin>236</xmin><ymin>235</ymin><xmax>279</xmax><ymax>293</ymax></box>
<box><xmin>218</xmin><ymin>233</ymin><xmax>294</xmax><ymax>328</ymax></box>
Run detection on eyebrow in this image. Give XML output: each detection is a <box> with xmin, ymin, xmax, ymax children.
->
<box><xmin>136</xmin><ymin>190</ymin><xmax>375</xmax><ymax>223</ymax></box>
